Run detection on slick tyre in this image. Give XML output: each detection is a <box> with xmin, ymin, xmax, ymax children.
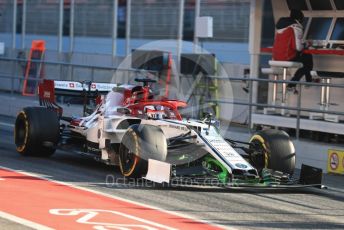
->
<box><xmin>14</xmin><ymin>107</ymin><xmax>60</xmax><ymax>157</ymax></box>
<box><xmin>249</xmin><ymin>129</ymin><xmax>295</xmax><ymax>175</ymax></box>
<box><xmin>119</xmin><ymin>124</ymin><xmax>167</xmax><ymax>178</ymax></box>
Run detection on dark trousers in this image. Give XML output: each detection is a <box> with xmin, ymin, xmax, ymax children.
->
<box><xmin>287</xmin><ymin>53</ymin><xmax>313</xmax><ymax>88</ymax></box>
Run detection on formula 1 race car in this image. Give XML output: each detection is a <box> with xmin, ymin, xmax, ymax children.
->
<box><xmin>14</xmin><ymin>78</ymin><xmax>322</xmax><ymax>188</ymax></box>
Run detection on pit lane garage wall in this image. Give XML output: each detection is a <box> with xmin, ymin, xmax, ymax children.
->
<box><xmin>0</xmin><ymin>0</ymin><xmax>252</xmax><ymax>124</ymax></box>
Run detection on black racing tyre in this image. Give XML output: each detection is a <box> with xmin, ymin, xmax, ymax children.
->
<box><xmin>249</xmin><ymin>129</ymin><xmax>295</xmax><ymax>175</ymax></box>
<box><xmin>14</xmin><ymin>107</ymin><xmax>60</xmax><ymax>157</ymax></box>
<box><xmin>119</xmin><ymin>124</ymin><xmax>167</xmax><ymax>178</ymax></box>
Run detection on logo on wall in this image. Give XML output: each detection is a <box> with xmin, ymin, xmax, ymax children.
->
<box><xmin>330</xmin><ymin>152</ymin><xmax>339</xmax><ymax>170</ymax></box>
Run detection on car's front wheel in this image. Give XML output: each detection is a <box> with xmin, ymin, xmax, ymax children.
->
<box><xmin>249</xmin><ymin>129</ymin><xmax>296</xmax><ymax>175</ymax></box>
<box><xmin>119</xmin><ymin>124</ymin><xmax>167</xmax><ymax>178</ymax></box>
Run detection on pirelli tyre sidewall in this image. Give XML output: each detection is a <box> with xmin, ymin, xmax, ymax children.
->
<box><xmin>249</xmin><ymin>129</ymin><xmax>296</xmax><ymax>175</ymax></box>
<box><xmin>14</xmin><ymin>107</ymin><xmax>60</xmax><ymax>157</ymax></box>
<box><xmin>119</xmin><ymin>124</ymin><xmax>167</xmax><ymax>178</ymax></box>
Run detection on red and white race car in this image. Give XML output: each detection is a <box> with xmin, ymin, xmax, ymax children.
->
<box><xmin>14</xmin><ymin>78</ymin><xmax>322</xmax><ymax>187</ymax></box>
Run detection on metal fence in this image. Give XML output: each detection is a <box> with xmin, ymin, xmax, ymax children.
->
<box><xmin>0</xmin><ymin>0</ymin><xmax>251</xmax><ymax>60</ymax></box>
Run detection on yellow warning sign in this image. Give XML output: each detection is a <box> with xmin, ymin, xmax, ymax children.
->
<box><xmin>328</xmin><ymin>149</ymin><xmax>344</xmax><ymax>174</ymax></box>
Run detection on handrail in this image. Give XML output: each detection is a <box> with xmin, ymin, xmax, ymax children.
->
<box><xmin>208</xmin><ymin>76</ymin><xmax>344</xmax><ymax>88</ymax></box>
<box><xmin>207</xmin><ymin>99</ymin><xmax>344</xmax><ymax>116</ymax></box>
<box><xmin>180</xmin><ymin>74</ymin><xmax>344</xmax><ymax>139</ymax></box>
<box><xmin>0</xmin><ymin>56</ymin><xmax>159</xmax><ymax>75</ymax></box>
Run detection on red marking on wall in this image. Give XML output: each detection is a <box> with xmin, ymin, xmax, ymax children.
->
<box><xmin>0</xmin><ymin>168</ymin><xmax>222</xmax><ymax>230</ymax></box>
<box><xmin>22</xmin><ymin>40</ymin><xmax>46</xmax><ymax>96</ymax></box>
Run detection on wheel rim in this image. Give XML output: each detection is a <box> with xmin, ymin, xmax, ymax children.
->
<box><xmin>119</xmin><ymin>144</ymin><xmax>138</xmax><ymax>176</ymax></box>
<box><xmin>250</xmin><ymin>139</ymin><xmax>267</xmax><ymax>172</ymax></box>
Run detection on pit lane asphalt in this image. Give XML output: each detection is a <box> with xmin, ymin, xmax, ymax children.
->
<box><xmin>1</xmin><ymin>116</ymin><xmax>344</xmax><ymax>230</ymax></box>
<box><xmin>0</xmin><ymin>217</ymin><xmax>33</xmax><ymax>230</ymax></box>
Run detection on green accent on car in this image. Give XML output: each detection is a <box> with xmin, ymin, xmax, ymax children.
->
<box><xmin>203</xmin><ymin>156</ymin><xmax>229</xmax><ymax>183</ymax></box>
<box><xmin>203</xmin><ymin>157</ymin><xmax>285</xmax><ymax>187</ymax></box>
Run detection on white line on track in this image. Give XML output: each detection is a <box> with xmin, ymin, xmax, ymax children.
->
<box><xmin>0</xmin><ymin>122</ymin><xmax>14</xmax><ymax>128</ymax></box>
<box><xmin>0</xmin><ymin>211</ymin><xmax>53</xmax><ymax>230</ymax></box>
<box><xmin>0</xmin><ymin>166</ymin><xmax>232</xmax><ymax>230</ymax></box>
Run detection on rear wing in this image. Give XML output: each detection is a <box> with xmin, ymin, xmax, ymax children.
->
<box><xmin>38</xmin><ymin>79</ymin><xmax>117</xmax><ymax>116</ymax></box>
<box><xmin>53</xmin><ymin>80</ymin><xmax>117</xmax><ymax>96</ymax></box>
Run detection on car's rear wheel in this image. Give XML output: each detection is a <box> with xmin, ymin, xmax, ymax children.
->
<box><xmin>14</xmin><ymin>107</ymin><xmax>60</xmax><ymax>157</ymax></box>
<box><xmin>249</xmin><ymin>129</ymin><xmax>295</xmax><ymax>175</ymax></box>
<box><xmin>119</xmin><ymin>124</ymin><xmax>167</xmax><ymax>178</ymax></box>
